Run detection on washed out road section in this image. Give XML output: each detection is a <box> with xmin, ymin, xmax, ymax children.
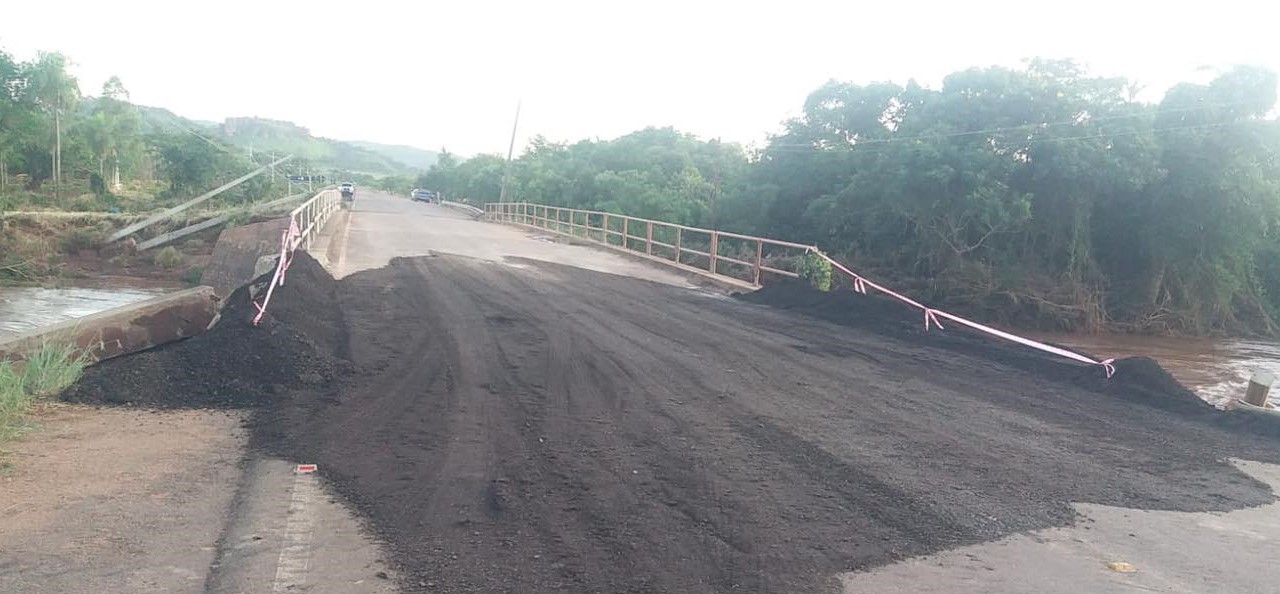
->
<box><xmin>66</xmin><ymin>251</ymin><xmax>1279</xmax><ymax>593</ymax></box>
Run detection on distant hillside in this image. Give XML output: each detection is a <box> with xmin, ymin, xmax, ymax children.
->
<box><xmin>219</xmin><ymin>117</ymin><xmax>408</xmax><ymax>175</ymax></box>
<box><xmin>347</xmin><ymin>141</ymin><xmax>439</xmax><ymax>170</ymax></box>
<box><xmin>128</xmin><ymin>110</ymin><xmax>419</xmax><ymax>176</ymax></box>
<box><xmin>136</xmin><ymin>104</ymin><xmax>219</xmax><ymax>136</ymax></box>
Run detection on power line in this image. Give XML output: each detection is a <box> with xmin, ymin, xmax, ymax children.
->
<box><xmin>145</xmin><ymin>107</ymin><xmax>240</xmax><ymax>155</ymax></box>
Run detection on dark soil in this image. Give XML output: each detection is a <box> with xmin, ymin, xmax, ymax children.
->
<box><xmin>63</xmin><ymin>253</ymin><xmax>344</xmax><ymax>408</ymax></box>
<box><xmin>67</xmin><ymin>253</ymin><xmax>1280</xmax><ymax>593</ymax></box>
<box><xmin>740</xmin><ymin>280</ymin><xmax>1280</xmax><ymax>438</ymax></box>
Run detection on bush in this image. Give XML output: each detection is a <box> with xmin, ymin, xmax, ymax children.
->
<box><xmin>181</xmin><ymin>265</ymin><xmax>204</xmax><ymax>285</ymax></box>
<box><xmin>60</xmin><ymin>227</ymin><xmax>107</xmax><ymax>254</ymax></box>
<box><xmin>798</xmin><ymin>252</ymin><xmax>833</xmax><ymax>292</ymax></box>
<box><xmin>154</xmin><ymin>246</ymin><xmax>183</xmax><ymax>269</ymax></box>
<box><xmin>66</xmin><ymin>194</ymin><xmax>102</xmax><ymax>212</ymax></box>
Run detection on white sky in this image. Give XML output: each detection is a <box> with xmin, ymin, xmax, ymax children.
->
<box><xmin>2</xmin><ymin>1</ymin><xmax>1277</xmax><ymax>156</ymax></box>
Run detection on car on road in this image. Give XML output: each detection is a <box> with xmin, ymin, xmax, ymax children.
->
<box><xmin>340</xmin><ymin>182</ymin><xmax>355</xmax><ymax>207</ymax></box>
<box><xmin>411</xmin><ymin>189</ymin><xmax>438</xmax><ymax>203</ymax></box>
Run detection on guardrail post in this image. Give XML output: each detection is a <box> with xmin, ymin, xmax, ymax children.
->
<box><xmin>709</xmin><ymin>231</ymin><xmax>719</xmax><ymax>274</ymax></box>
<box><xmin>646</xmin><ymin>222</ymin><xmax>653</xmax><ymax>255</ymax></box>
<box><xmin>604</xmin><ymin>213</ymin><xmax>611</xmax><ymax>245</ymax></box>
<box><xmin>675</xmin><ymin>227</ymin><xmax>682</xmax><ymax>263</ymax></box>
<box><xmin>754</xmin><ymin>239</ymin><xmax>763</xmax><ymax>285</ymax></box>
<box><xmin>623</xmin><ymin>218</ymin><xmax>629</xmax><ymax>250</ymax></box>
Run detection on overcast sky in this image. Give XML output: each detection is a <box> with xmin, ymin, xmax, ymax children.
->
<box><xmin>3</xmin><ymin>1</ymin><xmax>1277</xmax><ymax>156</ymax></box>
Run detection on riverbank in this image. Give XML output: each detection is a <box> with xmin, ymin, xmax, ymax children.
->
<box><xmin>0</xmin><ymin>211</ymin><xmax>216</xmax><ymax>287</ymax></box>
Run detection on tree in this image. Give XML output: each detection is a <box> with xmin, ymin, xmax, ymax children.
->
<box><xmin>85</xmin><ymin>76</ymin><xmax>142</xmax><ymax>192</ymax></box>
<box><xmin>22</xmin><ymin>52</ymin><xmax>80</xmax><ymax>201</ymax></box>
<box><xmin>148</xmin><ymin>131</ymin><xmax>242</xmax><ymax>196</ymax></box>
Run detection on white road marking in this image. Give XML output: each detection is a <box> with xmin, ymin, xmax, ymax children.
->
<box><xmin>271</xmin><ymin>471</ymin><xmax>319</xmax><ymax>593</ymax></box>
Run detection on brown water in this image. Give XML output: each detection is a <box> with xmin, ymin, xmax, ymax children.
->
<box><xmin>0</xmin><ymin>285</ymin><xmax>168</xmax><ymax>338</ymax></box>
<box><xmin>1035</xmin><ymin>332</ymin><xmax>1280</xmax><ymax>409</ymax></box>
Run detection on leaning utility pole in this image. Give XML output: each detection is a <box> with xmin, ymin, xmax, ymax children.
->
<box><xmin>53</xmin><ymin>96</ymin><xmax>62</xmax><ymax>202</ymax></box>
<box><xmin>498</xmin><ymin>99</ymin><xmax>521</xmax><ymax>203</ymax></box>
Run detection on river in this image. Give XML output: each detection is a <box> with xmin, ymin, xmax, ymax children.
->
<box><xmin>0</xmin><ymin>285</ymin><xmax>170</xmax><ymax>338</ymax></box>
<box><xmin>1034</xmin><ymin>333</ymin><xmax>1280</xmax><ymax>409</ymax></box>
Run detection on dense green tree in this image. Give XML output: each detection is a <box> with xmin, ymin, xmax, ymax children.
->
<box><xmin>148</xmin><ymin>131</ymin><xmax>243</xmax><ymax>196</ymax></box>
<box><xmin>415</xmin><ymin>62</ymin><xmax>1280</xmax><ymax>334</ymax></box>
<box><xmin>22</xmin><ymin>52</ymin><xmax>80</xmax><ymax>199</ymax></box>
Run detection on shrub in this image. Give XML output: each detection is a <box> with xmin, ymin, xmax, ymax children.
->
<box><xmin>798</xmin><ymin>252</ymin><xmax>833</xmax><ymax>292</ymax></box>
<box><xmin>154</xmin><ymin>246</ymin><xmax>183</xmax><ymax>269</ymax></box>
<box><xmin>60</xmin><ymin>227</ymin><xmax>107</xmax><ymax>254</ymax></box>
<box><xmin>181</xmin><ymin>265</ymin><xmax>205</xmax><ymax>285</ymax></box>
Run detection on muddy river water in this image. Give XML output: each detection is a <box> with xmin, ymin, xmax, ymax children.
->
<box><xmin>0</xmin><ymin>285</ymin><xmax>168</xmax><ymax>338</ymax></box>
<box><xmin>1033</xmin><ymin>332</ymin><xmax>1280</xmax><ymax>409</ymax></box>
<box><xmin>1</xmin><ymin>284</ymin><xmax>1277</xmax><ymax>408</ymax></box>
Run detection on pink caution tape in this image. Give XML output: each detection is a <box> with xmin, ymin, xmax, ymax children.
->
<box><xmin>252</xmin><ymin>218</ymin><xmax>302</xmax><ymax>327</ymax></box>
<box><xmin>816</xmin><ymin>251</ymin><xmax>1116</xmax><ymax>378</ymax></box>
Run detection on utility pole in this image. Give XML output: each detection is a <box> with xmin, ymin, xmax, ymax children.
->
<box><xmin>498</xmin><ymin>99</ymin><xmax>521</xmax><ymax>203</ymax></box>
<box><xmin>53</xmin><ymin>94</ymin><xmax>62</xmax><ymax>202</ymax></box>
<box><xmin>710</xmin><ymin>138</ymin><xmax>722</xmax><ymax>229</ymax></box>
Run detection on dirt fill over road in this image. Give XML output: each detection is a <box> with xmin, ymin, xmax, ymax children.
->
<box><xmin>68</xmin><ymin>253</ymin><xmax>1280</xmax><ymax>593</ymax></box>
<box><xmin>63</xmin><ymin>254</ymin><xmax>344</xmax><ymax>408</ymax></box>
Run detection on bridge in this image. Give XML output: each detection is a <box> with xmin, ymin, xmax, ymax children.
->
<box><xmin>3</xmin><ymin>190</ymin><xmax>1279</xmax><ymax>594</ymax></box>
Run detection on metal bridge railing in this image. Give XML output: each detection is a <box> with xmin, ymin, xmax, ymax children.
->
<box><xmin>291</xmin><ymin>187</ymin><xmax>341</xmax><ymax>251</ymax></box>
<box><xmin>251</xmin><ymin>188</ymin><xmax>341</xmax><ymax>326</ymax></box>
<box><xmin>483</xmin><ymin>202</ymin><xmax>815</xmax><ymax>286</ymax></box>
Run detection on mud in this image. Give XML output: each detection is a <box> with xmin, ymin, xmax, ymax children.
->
<box><xmin>67</xmin><ymin>253</ymin><xmax>1280</xmax><ymax>593</ymax></box>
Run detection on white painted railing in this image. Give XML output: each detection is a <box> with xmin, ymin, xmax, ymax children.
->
<box><xmin>291</xmin><ymin>188</ymin><xmax>341</xmax><ymax>251</ymax></box>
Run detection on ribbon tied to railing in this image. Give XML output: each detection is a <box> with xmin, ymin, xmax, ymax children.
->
<box><xmin>252</xmin><ymin>218</ymin><xmax>302</xmax><ymax>327</ymax></box>
<box><xmin>810</xmin><ymin>249</ymin><xmax>1117</xmax><ymax>378</ymax></box>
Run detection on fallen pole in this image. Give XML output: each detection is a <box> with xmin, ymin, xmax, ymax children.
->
<box><xmin>137</xmin><ymin>191</ymin><xmax>312</xmax><ymax>251</ymax></box>
<box><xmin>109</xmin><ymin>155</ymin><xmax>292</xmax><ymax>242</ymax></box>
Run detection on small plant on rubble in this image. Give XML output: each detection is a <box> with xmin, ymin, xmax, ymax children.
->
<box><xmin>798</xmin><ymin>252</ymin><xmax>832</xmax><ymax>292</ymax></box>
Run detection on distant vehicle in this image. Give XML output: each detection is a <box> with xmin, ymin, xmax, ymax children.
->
<box><xmin>340</xmin><ymin>182</ymin><xmax>355</xmax><ymax>207</ymax></box>
<box><xmin>410</xmin><ymin>189</ymin><xmax>438</xmax><ymax>203</ymax></box>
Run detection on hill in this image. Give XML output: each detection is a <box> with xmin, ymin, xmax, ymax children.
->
<box><xmin>218</xmin><ymin>117</ymin><xmax>407</xmax><ymax>176</ymax></box>
<box><xmin>347</xmin><ymin>141</ymin><xmax>439</xmax><ymax>170</ymax></box>
<box><xmin>125</xmin><ymin>108</ymin><xmax>432</xmax><ymax>178</ymax></box>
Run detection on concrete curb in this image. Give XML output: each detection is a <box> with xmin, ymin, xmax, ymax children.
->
<box><xmin>0</xmin><ymin>286</ymin><xmax>221</xmax><ymax>363</ymax></box>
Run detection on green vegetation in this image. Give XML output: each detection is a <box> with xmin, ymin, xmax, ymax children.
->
<box><xmin>0</xmin><ymin>44</ymin><xmax>423</xmax><ymax>218</ymax></box>
<box><xmin>347</xmin><ymin>140</ymin><xmax>440</xmax><ymax>170</ymax></box>
<box><xmin>798</xmin><ymin>253</ymin><xmax>833</xmax><ymax>292</ymax></box>
<box><xmin>153</xmin><ymin>246</ymin><xmax>183</xmax><ymax>269</ymax></box>
<box><xmin>0</xmin><ymin>47</ymin><xmax>295</xmax><ymax>213</ymax></box>
<box><xmin>421</xmin><ymin>61</ymin><xmax>1280</xmax><ymax>335</ymax></box>
<box><xmin>0</xmin><ymin>344</ymin><xmax>88</xmax><ymax>444</ymax></box>
<box><xmin>181</xmin><ymin>265</ymin><xmax>204</xmax><ymax>285</ymax></box>
<box><xmin>219</xmin><ymin>117</ymin><xmax>418</xmax><ymax>176</ymax></box>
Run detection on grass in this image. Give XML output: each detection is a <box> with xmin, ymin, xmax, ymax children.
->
<box><xmin>0</xmin><ymin>343</ymin><xmax>90</xmax><ymax>445</ymax></box>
